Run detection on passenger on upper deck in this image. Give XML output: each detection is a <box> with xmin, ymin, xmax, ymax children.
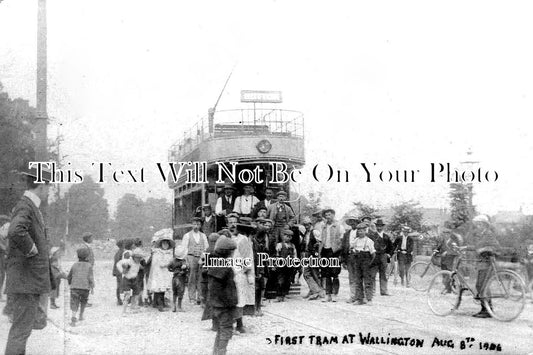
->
<box><xmin>233</xmin><ymin>184</ymin><xmax>259</xmax><ymax>218</ymax></box>
<box><xmin>215</xmin><ymin>183</ymin><xmax>236</xmax><ymax>229</ymax></box>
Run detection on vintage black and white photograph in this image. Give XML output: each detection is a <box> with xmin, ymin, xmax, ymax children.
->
<box><xmin>1</xmin><ymin>1</ymin><xmax>533</xmax><ymax>354</ymax></box>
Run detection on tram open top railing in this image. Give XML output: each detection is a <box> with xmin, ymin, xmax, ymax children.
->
<box><xmin>168</xmin><ymin>108</ymin><xmax>304</xmax><ymax>160</ymax></box>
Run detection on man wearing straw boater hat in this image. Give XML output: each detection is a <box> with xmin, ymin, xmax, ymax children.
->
<box><xmin>4</xmin><ymin>164</ymin><xmax>54</xmax><ymax>355</ymax></box>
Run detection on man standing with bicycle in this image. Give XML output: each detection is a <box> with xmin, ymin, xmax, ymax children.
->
<box><xmin>469</xmin><ymin>214</ymin><xmax>501</xmax><ymax>318</ymax></box>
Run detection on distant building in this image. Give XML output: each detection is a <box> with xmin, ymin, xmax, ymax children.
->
<box><xmin>492</xmin><ymin>209</ymin><xmax>526</xmax><ymax>225</ymax></box>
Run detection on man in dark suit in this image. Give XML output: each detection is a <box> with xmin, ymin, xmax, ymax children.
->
<box><xmin>4</xmin><ymin>165</ymin><xmax>53</xmax><ymax>355</ymax></box>
<box><xmin>252</xmin><ymin>187</ymin><xmax>275</xmax><ymax>218</ymax></box>
<box><xmin>201</xmin><ymin>204</ymin><xmax>216</xmax><ymax>236</ymax></box>
<box><xmin>215</xmin><ymin>183</ymin><xmax>236</xmax><ymax>229</ymax></box>
<box><xmin>393</xmin><ymin>225</ymin><xmax>415</xmax><ymax>287</ymax></box>
<box><xmin>368</xmin><ymin>219</ymin><xmax>393</xmax><ymax>296</ymax></box>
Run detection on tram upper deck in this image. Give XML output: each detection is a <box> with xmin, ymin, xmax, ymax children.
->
<box><xmin>168</xmin><ymin>108</ymin><xmax>305</xmax><ymax>169</ymax></box>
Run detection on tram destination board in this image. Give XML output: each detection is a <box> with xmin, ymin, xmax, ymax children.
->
<box><xmin>240</xmin><ymin>90</ymin><xmax>283</xmax><ymax>103</ymax></box>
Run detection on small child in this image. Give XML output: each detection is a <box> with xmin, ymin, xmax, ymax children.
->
<box><xmin>208</xmin><ymin>236</ymin><xmax>238</xmax><ymax>355</ymax></box>
<box><xmin>168</xmin><ymin>245</ymin><xmax>189</xmax><ymax>312</ymax></box>
<box><xmin>116</xmin><ymin>248</ymin><xmax>144</xmax><ymax>315</ymax></box>
<box><xmin>275</xmin><ymin>230</ymin><xmax>297</xmax><ymax>302</ymax></box>
<box><xmin>67</xmin><ymin>248</ymin><xmax>95</xmax><ymax>326</ymax></box>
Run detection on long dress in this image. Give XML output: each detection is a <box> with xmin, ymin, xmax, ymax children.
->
<box><xmin>232</xmin><ymin>234</ymin><xmax>255</xmax><ymax>316</ymax></box>
<box><xmin>147</xmin><ymin>248</ymin><xmax>173</xmax><ymax>293</ymax></box>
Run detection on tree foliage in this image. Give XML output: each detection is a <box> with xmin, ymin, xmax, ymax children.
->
<box><xmin>47</xmin><ymin>176</ymin><xmax>110</xmax><ymax>244</ymax></box>
<box><xmin>301</xmin><ymin>191</ymin><xmax>323</xmax><ymax>217</ymax></box>
<box><xmin>113</xmin><ymin>194</ymin><xmax>172</xmax><ymax>243</ymax></box>
<box><xmin>0</xmin><ymin>83</ymin><xmax>36</xmax><ymax>214</ymax></box>
<box><xmin>351</xmin><ymin>201</ymin><xmax>379</xmax><ymax>219</ymax></box>
<box><xmin>389</xmin><ymin>201</ymin><xmax>428</xmax><ymax>233</ymax></box>
<box><xmin>448</xmin><ymin>183</ymin><xmax>475</xmax><ymax>229</ymax></box>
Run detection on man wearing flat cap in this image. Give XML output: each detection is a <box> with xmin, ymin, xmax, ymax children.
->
<box><xmin>5</xmin><ymin>164</ymin><xmax>53</xmax><ymax>355</ymax></box>
<box><xmin>368</xmin><ymin>219</ymin><xmax>393</xmax><ymax>296</ymax></box>
<box><xmin>393</xmin><ymin>225</ymin><xmax>415</xmax><ymax>287</ymax></box>
<box><xmin>215</xmin><ymin>183</ymin><xmax>236</xmax><ymax>229</ymax></box>
<box><xmin>267</xmin><ymin>190</ymin><xmax>295</xmax><ymax>243</ymax></box>
<box><xmin>182</xmin><ymin>217</ymin><xmax>209</xmax><ymax>304</ymax></box>
<box><xmin>319</xmin><ymin>207</ymin><xmax>344</xmax><ymax>302</ymax></box>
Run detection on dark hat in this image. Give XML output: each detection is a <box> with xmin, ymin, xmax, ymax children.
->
<box><xmin>82</xmin><ymin>232</ymin><xmax>93</xmax><ymax>242</ymax></box>
<box><xmin>226</xmin><ymin>212</ymin><xmax>240</xmax><ymax>220</ymax></box>
<box><xmin>158</xmin><ymin>237</ymin><xmax>176</xmax><ymax>249</ymax></box>
<box><xmin>214</xmin><ymin>235</ymin><xmax>237</xmax><ymax>251</ymax></box>
<box><xmin>356</xmin><ymin>222</ymin><xmax>368</xmax><ymax>230</ymax></box>
<box><xmin>20</xmin><ymin>163</ymin><xmax>53</xmax><ymax>183</ymax></box>
<box><xmin>321</xmin><ymin>207</ymin><xmax>335</xmax><ymax>217</ymax></box>
<box><xmin>375</xmin><ymin>218</ymin><xmax>386</xmax><ymax>227</ymax></box>
<box><xmin>256</xmin><ymin>205</ymin><xmax>268</xmax><ymax>212</ymax></box>
<box><xmin>277</xmin><ymin>190</ymin><xmax>287</xmax><ymax>197</ymax></box>
<box><xmin>236</xmin><ymin>216</ymin><xmax>256</xmax><ymax>230</ymax></box>
<box><xmin>255</xmin><ymin>217</ymin><xmax>267</xmax><ymax>223</ymax></box>
<box><xmin>312</xmin><ymin>210</ymin><xmax>323</xmax><ymax>217</ymax></box>
<box><xmin>224</xmin><ymin>183</ymin><xmax>236</xmax><ymax>190</ymax></box>
<box><xmin>192</xmin><ymin>217</ymin><xmax>203</xmax><ymax>223</ymax></box>
<box><xmin>77</xmin><ymin>247</ymin><xmax>90</xmax><ymax>261</ymax></box>
<box><xmin>208</xmin><ymin>233</ymin><xmax>220</xmax><ymax>243</ymax></box>
<box><xmin>217</xmin><ymin>229</ymin><xmax>231</xmax><ymax>238</ymax></box>
<box><xmin>202</xmin><ymin>204</ymin><xmax>212</xmax><ymax>210</ymax></box>
<box><xmin>345</xmin><ymin>215</ymin><xmax>360</xmax><ymax>224</ymax></box>
<box><xmin>401</xmin><ymin>224</ymin><xmax>412</xmax><ymax>232</ymax></box>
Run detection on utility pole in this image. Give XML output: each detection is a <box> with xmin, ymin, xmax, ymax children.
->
<box><xmin>36</xmin><ymin>0</ymin><xmax>48</xmax><ymax>213</ymax></box>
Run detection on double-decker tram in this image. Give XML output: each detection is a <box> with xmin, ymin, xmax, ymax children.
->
<box><xmin>167</xmin><ymin>95</ymin><xmax>305</xmax><ymax>236</ymax></box>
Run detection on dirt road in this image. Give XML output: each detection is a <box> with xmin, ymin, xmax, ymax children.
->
<box><xmin>1</xmin><ymin>260</ymin><xmax>532</xmax><ymax>354</ymax></box>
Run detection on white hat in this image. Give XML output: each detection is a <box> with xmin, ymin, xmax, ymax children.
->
<box><xmin>132</xmin><ymin>248</ymin><xmax>144</xmax><ymax>258</ymax></box>
<box><xmin>473</xmin><ymin>215</ymin><xmax>490</xmax><ymax>224</ymax></box>
<box><xmin>174</xmin><ymin>245</ymin><xmax>187</xmax><ymax>259</ymax></box>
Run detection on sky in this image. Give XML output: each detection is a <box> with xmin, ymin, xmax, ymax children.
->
<box><xmin>1</xmin><ymin>0</ymin><xmax>533</xmax><ymax>217</ymax></box>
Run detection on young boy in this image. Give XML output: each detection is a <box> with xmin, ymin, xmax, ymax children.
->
<box><xmin>275</xmin><ymin>229</ymin><xmax>297</xmax><ymax>302</ymax></box>
<box><xmin>116</xmin><ymin>248</ymin><xmax>145</xmax><ymax>315</ymax></box>
<box><xmin>168</xmin><ymin>245</ymin><xmax>189</xmax><ymax>312</ymax></box>
<box><xmin>67</xmin><ymin>248</ymin><xmax>95</xmax><ymax>326</ymax></box>
<box><xmin>208</xmin><ymin>236</ymin><xmax>238</xmax><ymax>355</ymax></box>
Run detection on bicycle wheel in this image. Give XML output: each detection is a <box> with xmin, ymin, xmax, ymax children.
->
<box><xmin>410</xmin><ymin>262</ymin><xmax>437</xmax><ymax>292</ymax></box>
<box><xmin>483</xmin><ymin>270</ymin><xmax>526</xmax><ymax>322</ymax></box>
<box><xmin>427</xmin><ymin>270</ymin><xmax>460</xmax><ymax>316</ymax></box>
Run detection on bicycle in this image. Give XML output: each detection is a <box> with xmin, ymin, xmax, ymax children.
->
<box><xmin>387</xmin><ymin>252</ymin><xmax>399</xmax><ymax>286</ymax></box>
<box><xmin>409</xmin><ymin>251</ymin><xmax>441</xmax><ymax>292</ymax></box>
<box><xmin>427</xmin><ymin>246</ymin><xmax>526</xmax><ymax>322</ymax></box>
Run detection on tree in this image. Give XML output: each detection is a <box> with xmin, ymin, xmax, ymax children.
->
<box><xmin>113</xmin><ymin>193</ymin><xmax>147</xmax><ymax>241</ymax></box>
<box><xmin>301</xmin><ymin>191</ymin><xmax>323</xmax><ymax>217</ymax></box>
<box><xmin>112</xmin><ymin>194</ymin><xmax>172</xmax><ymax>244</ymax></box>
<box><xmin>448</xmin><ymin>183</ymin><xmax>475</xmax><ymax>229</ymax></box>
<box><xmin>388</xmin><ymin>201</ymin><xmax>427</xmax><ymax>233</ymax></box>
<box><xmin>351</xmin><ymin>201</ymin><xmax>379</xmax><ymax>219</ymax></box>
<box><xmin>47</xmin><ymin>176</ymin><xmax>110</xmax><ymax>244</ymax></box>
<box><xmin>0</xmin><ymin>83</ymin><xmax>36</xmax><ymax>214</ymax></box>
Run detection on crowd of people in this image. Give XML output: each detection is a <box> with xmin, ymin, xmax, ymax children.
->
<box><xmin>2</xmin><ymin>170</ymin><xmax>533</xmax><ymax>355</ymax></box>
